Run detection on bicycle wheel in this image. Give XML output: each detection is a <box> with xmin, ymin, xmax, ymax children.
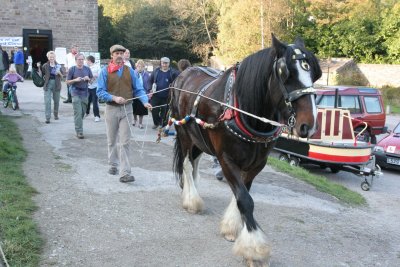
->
<box><xmin>11</xmin><ymin>90</ymin><xmax>17</xmax><ymax>110</ymax></box>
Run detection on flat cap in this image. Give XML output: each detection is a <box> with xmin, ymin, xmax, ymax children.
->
<box><xmin>160</xmin><ymin>57</ymin><xmax>170</xmax><ymax>63</ymax></box>
<box><xmin>110</xmin><ymin>44</ymin><xmax>126</xmax><ymax>54</ymax></box>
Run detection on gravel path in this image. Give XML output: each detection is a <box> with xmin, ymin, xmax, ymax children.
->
<box><xmin>2</xmin><ymin>80</ymin><xmax>400</xmax><ymax>266</ymax></box>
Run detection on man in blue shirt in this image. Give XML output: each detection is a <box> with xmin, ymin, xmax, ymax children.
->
<box><xmin>97</xmin><ymin>44</ymin><xmax>151</xmax><ymax>183</ymax></box>
<box><xmin>13</xmin><ymin>47</ymin><xmax>25</xmax><ymax>77</ymax></box>
<box><xmin>149</xmin><ymin>57</ymin><xmax>178</xmax><ymax>129</ymax></box>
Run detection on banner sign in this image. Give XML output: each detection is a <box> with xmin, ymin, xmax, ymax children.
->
<box><xmin>0</xmin><ymin>37</ymin><xmax>23</xmax><ymax>47</ymax></box>
<box><xmin>54</xmin><ymin>47</ymin><xmax>67</xmax><ymax>65</ymax></box>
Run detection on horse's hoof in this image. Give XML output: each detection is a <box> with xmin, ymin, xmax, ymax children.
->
<box><xmin>223</xmin><ymin>234</ymin><xmax>236</xmax><ymax>242</ymax></box>
<box><xmin>246</xmin><ymin>259</ymin><xmax>270</xmax><ymax>267</ymax></box>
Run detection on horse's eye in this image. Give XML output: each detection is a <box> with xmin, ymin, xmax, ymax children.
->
<box><xmin>301</xmin><ymin>60</ymin><xmax>310</xmax><ymax>71</ymax></box>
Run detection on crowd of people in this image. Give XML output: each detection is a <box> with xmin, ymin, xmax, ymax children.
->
<box><xmin>1</xmin><ymin>42</ymin><xmax>225</xmax><ymax>182</ymax></box>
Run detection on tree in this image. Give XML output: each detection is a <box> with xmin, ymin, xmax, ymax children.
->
<box><xmin>380</xmin><ymin>2</ymin><xmax>400</xmax><ymax>63</ymax></box>
<box><xmin>118</xmin><ymin>4</ymin><xmax>193</xmax><ymax>60</ymax></box>
<box><xmin>98</xmin><ymin>5</ymin><xmax>120</xmax><ymax>59</ymax></box>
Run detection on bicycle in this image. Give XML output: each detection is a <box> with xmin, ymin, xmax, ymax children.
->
<box><xmin>2</xmin><ymin>81</ymin><xmax>22</xmax><ymax>110</ymax></box>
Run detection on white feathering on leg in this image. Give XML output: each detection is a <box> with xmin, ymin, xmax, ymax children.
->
<box><xmin>181</xmin><ymin>156</ymin><xmax>204</xmax><ymax>213</ymax></box>
<box><xmin>220</xmin><ymin>197</ymin><xmax>243</xmax><ymax>241</ymax></box>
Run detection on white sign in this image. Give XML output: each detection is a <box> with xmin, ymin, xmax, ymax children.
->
<box><xmin>0</xmin><ymin>37</ymin><xmax>23</xmax><ymax>47</ymax></box>
<box><xmin>54</xmin><ymin>47</ymin><xmax>67</xmax><ymax>65</ymax></box>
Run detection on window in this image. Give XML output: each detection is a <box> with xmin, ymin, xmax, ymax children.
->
<box><xmin>318</xmin><ymin>95</ymin><xmax>335</xmax><ymax>107</ymax></box>
<box><xmin>364</xmin><ymin>96</ymin><xmax>382</xmax><ymax>113</ymax></box>
<box><xmin>339</xmin><ymin>95</ymin><xmax>361</xmax><ymax>113</ymax></box>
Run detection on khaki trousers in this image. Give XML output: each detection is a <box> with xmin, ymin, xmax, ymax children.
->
<box><xmin>105</xmin><ymin>104</ymin><xmax>133</xmax><ymax>177</ymax></box>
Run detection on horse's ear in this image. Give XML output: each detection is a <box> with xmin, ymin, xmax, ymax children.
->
<box><xmin>271</xmin><ymin>33</ymin><xmax>286</xmax><ymax>57</ymax></box>
<box><xmin>294</xmin><ymin>36</ymin><xmax>305</xmax><ymax>48</ymax></box>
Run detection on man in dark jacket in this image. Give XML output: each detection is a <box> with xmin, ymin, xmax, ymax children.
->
<box><xmin>148</xmin><ymin>57</ymin><xmax>178</xmax><ymax>129</ymax></box>
<box><xmin>0</xmin><ymin>45</ymin><xmax>10</xmax><ymax>92</ymax></box>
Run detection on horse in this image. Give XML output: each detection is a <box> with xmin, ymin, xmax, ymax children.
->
<box><xmin>169</xmin><ymin>34</ymin><xmax>322</xmax><ymax>266</ymax></box>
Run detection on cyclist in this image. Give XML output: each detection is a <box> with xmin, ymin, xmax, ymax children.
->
<box><xmin>2</xmin><ymin>64</ymin><xmax>24</xmax><ymax>107</ymax></box>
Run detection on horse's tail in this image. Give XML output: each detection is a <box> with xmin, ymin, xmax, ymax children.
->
<box><xmin>173</xmin><ymin>133</ymin><xmax>184</xmax><ymax>188</ymax></box>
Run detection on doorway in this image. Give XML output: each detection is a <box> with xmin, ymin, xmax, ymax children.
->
<box><xmin>22</xmin><ymin>29</ymin><xmax>53</xmax><ymax>67</ymax></box>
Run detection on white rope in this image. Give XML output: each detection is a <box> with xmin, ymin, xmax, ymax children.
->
<box><xmin>169</xmin><ymin>86</ymin><xmax>284</xmax><ymax>127</ymax></box>
<box><xmin>123</xmin><ymin>104</ymin><xmax>146</xmax><ymax>158</ymax></box>
<box><xmin>0</xmin><ymin>241</ymin><xmax>10</xmax><ymax>267</ymax></box>
<box><xmin>127</xmin><ymin>86</ymin><xmax>283</xmax><ymax>127</ymax></box>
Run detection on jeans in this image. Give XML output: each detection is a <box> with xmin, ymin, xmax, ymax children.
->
<box><xmin>72</xmin><ymin>95</ymin><xmax>88</xmax><ymax>134</ymax></box>
<box><xmin>86</xmin><ymin>88</ymin><xmax>100</xmax><ymax>117</ymax></box>
<box><xmin>105</xmin><ymin>104</ymin><xmax>134</xmax><ymax>177</ymax></box>
<box><xmin>151</xmin><ymin>95</ymin><xmax>168</xmax><ymax>126</ymax></box>
<box><xmin>0</xmin><ymin>69</ymin><xmax>5</xmax><ymax>90</ymax></box>
<box><xmin>44</xmin><ymin>79</ymin><xmax>60</xmax><ymax>120</ymax></box>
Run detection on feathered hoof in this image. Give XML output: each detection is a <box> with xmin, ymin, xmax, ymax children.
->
<box><xmin>245</xmin><ymin>258</ymin><xmax>270</xmax><ymax>267</ymax></box>
<box><xmin>182</xmin><ymin>196</ymin><xmax>204</xmax><ymax>214</ymax></box>
<box><xmin>233</xmin><ymin>228</ymin><xmax>271</xmax><ymax>267</ymax></box>
<box><xmin>222</xmin><ymin>233</ymin><xmax>236</xmax><ymax>242</ymax></box>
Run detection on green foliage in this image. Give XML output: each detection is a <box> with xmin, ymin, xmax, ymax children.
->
<box><xmin>268</xmin><ymin>157</ymin><xmax>366</xmax><ymax>206</ymax></box>
<box><xmin>381</xmin><ymin>85</ymin><xmax>400</xmax><ymax>109</ymax></box>
<box><xmin>0</xmin><ymin>115</ymin><xmax>43</xmax><ymax>266</ymax></box>
<box><xmin>98</xmin><ymin>5</ymin><xmax>120</xmax><ymax>59</ymax></box>
<box><xmin>97</xmin><ymin>0</ymin><xmax>400</xmax><ymax>64</ymax></box>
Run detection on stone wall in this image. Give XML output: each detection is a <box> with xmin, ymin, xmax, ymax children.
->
<box><xmin>0</xmin><ymin>0</ymin><xmax>98</xmax><ymax>52</ymax></box>
<box><xmin>356</xmin><ymin>64</ymin><xmax>400</xmax><ymax>87</ymax></box>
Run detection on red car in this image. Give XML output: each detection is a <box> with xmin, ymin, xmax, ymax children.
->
<box><xmin>316</xmin><ymin>86</ymin><xmax>387</xmax><ymax>144</ymax></box>
<box><xmin>373</xmin><ymin>121</ymin><xmax>400</xmax><ymax>171</ymax></box>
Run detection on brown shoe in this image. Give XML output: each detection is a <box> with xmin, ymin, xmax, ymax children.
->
<box><xmin>120</xmin><ymin>174</ymin><xmax>135</xmax><ymax>183</ymax></box>
<box><xmin>76</xmin><ymin>133</ymin><xmax>84</xmax><ymax>139</ymax></box>
<box><xmin>108</xmin><ymin>167</ymin><xmax>118</xmax><ymax>175</ymax></box>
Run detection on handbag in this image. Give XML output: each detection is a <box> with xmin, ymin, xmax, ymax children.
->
<box><xmin>32</xmin><ymin>69</ymin><xmax>45</xmax><ymax>87</ymax></box>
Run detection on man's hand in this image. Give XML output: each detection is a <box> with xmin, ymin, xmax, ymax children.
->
<box><xmin>112</xmin><ymin>96</ymin><xmax>127</xmax><ymax>104</ymax></box>
<box><xmin>144</xmin><ymin>103</ymin><xmax>152</xmax><ymax>111</ymax></box>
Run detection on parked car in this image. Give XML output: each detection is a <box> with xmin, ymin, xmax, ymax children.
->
<box><xmin>373</xmin><ymin>121</ymin><xmax>400</xmax><ymax>171</ymax></box>
<box><xmin>316</xmin><ymin>86</ymin><xmax>387</xmax><ymax>144</ymax></box>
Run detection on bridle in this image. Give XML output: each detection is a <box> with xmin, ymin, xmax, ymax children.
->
<box><xmin>272</xmin><ymin>46</ymin><xmax>316</xmax><ymax>129</ymax></box>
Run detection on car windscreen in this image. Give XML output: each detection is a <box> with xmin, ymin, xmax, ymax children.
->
<box><xmin>364</xmin><ymin>96</ymin><xmax>382</xmax><ymax>113</ymax></box>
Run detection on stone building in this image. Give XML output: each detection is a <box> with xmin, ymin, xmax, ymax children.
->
<box><xmin>0</xmin><ymin>0</ymin><xmax>98</xmax><ymax>66</ymax></box>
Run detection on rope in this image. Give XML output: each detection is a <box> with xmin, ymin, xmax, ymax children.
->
<box><xmin>0</xmin><ymin>242</ymin><xmax>10</xmax><ymax>267</ymax></box>
<box><xmin>126</xmin><ymin>86</ymin><xmax>283</xmax><ymax>127</ymax></box>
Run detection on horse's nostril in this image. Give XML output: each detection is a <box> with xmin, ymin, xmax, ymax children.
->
<box><xmin>299</xmin><ymin>124</ymin><xmax>309</xmax><ymax>137</ymax></box>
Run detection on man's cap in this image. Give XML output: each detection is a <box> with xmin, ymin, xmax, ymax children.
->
<box><xmin>160</xmin><ymin>57</ymin><xmax>170</xmax><ymax>63</ymax></box>
<box><xmin>110</xmin><ymin>44</ymin><xmax>126</xmax><ymax>54</ymax></box>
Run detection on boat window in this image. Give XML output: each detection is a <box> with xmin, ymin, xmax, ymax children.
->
<box><xmin>339</xmin><ymin>95</ymin><xmax>361</xmax><ymax>113</ymax></box>
<box><xmin>364</xmin><ymin>96</ymin><xmax>382</xmax><ymax>113</ymax></box>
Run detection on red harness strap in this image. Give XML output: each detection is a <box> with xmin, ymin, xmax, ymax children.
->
<box><xmin>233</xmin><ymin>95</ymin><xmax>253</xmax><ymax>137</ymax></box>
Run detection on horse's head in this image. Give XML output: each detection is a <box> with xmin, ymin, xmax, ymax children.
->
<box><xmin>271</xmin><ymin>34</ymin><xmax>322</xmax><ymax>138</ymax></box>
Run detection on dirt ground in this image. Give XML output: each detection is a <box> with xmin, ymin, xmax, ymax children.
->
<box><xmin>2</xmin><ymin>81</ymin><xmax>400</xmax><ymax>266</ymax></box>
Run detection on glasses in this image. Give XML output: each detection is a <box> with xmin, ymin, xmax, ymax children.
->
<box><xmin>77</xmin><ymin>58</ymin><xmax>85</xmax><ymax>61</ymax></box>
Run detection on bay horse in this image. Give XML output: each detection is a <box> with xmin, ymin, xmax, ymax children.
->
<box><xmin>169</xmin><ymin>35</ymin><xmax>321</xmax><ymax>266</ymax></box>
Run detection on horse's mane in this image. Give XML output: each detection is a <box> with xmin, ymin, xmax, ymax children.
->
<box><xmin>234</xmin><ymin>42</ymin><xmax>321</xmax><ymax>129</ymax></box>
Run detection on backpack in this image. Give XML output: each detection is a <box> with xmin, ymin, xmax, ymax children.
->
<box><xmin>32</xmin><ymin>69</ymin><xmax>45</xmax><ymax>87</ymax></box>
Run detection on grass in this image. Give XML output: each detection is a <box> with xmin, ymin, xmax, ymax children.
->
<box><xmin>267</xmin><ymin>157</ymin><xmax>367</xmax><ymax>206</ymax></box>
<box><xmin>0</xmin><ymin>114</ymin><xmax>43</xmax><ymax>267</ymax></box>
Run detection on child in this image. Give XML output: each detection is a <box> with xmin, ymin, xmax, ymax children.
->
<box><xmin>2</xmin><ymin>64</ymin><xmax>24</xmax><ymax>99</ymax></box>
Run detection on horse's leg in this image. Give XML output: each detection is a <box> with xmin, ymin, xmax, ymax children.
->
<box><xmin>181</xmin><ymin>148</ymin><xmax>204</xmax><ymax>213</ymax></box>
<box><xmin>191</xmin><ymin>147</ymin><xmax>203</xmax><ymax>187</ymax></box>
<box><xmin>220</xmin><ymin>196</ymin><xmax>243</xmax><ymax>242</ymax></box>
<box><xmin>220</xmin><ymin>161</ymin><xmax>271</xmax><ymax>266</ymax></box>
<box><xmin>233</xmin><ymin>165</ymin><xmax>271</xmax><ymax>267</ymax></box>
